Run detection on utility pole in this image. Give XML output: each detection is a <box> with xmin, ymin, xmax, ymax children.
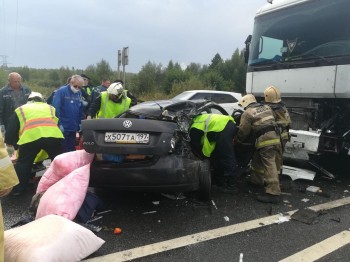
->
<box><xmin>122</xmin><ymin>47</ymin><xmax>129</xmax><ymax>86</ymax></box>
<box><xmin>0</xmin><ymin>55</ymin><xmax>9</xmax><ymax>68</ymax></box>
<box><xmin>117</xmin><ymin>50</ymin><xmax>122</xmax><ymax>79</ymax></box>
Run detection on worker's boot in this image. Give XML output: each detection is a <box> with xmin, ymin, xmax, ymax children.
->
<box><xmin>256</xmin><ymin>193</ymin><xmax>281</xmax><ymax>204</ymax></box>
<box><xmin>217</xmin><ymin>175</ymin><xmax>239</xmax><ymax>194</ymax></box>
<box><xmin>226</xmin><ymin>178</ymin><xmax>240</xmax><ymax>194</ymax></box>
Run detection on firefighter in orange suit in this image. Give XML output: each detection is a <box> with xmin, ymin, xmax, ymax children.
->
<box><xmin>237</xmin><ymin>94</ymin><xmax>282</xmax><ymax>203</ymax></box>
<box><xmin>4</xmin><ymin>92</ymin><xmax>64</xmax><ymax>195</ymax></box>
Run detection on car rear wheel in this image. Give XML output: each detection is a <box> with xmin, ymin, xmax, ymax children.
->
<box><xmin>197</xmin><ymin>160</ymin><xmax>211</xmax><ymax>201</ymax></box>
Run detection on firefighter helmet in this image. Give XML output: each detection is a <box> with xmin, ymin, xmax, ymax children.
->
<box><xmin>238</xmin><ymin>94</ymin><xmax>257</xmax><ymax>108</ymax></box>
<box><xmin>107</xmin><ymin>82</ymin><xmax>124</xmax><ymax>96</ymax></box>
<box><xmin>264</xmin><ymin>85</ymin><xmax>281</xmax><ymax>103</ymax></box>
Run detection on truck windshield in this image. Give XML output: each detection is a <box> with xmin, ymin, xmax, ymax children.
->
<box><xmin>248</xmin><ymin>0</ymin><xmax>350</xmax><ymax>67</ymax></box>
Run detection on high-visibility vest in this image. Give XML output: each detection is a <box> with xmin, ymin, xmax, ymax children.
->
<box><xmin>15</xmin><ymin>102</ymin><xmax>63</xmax><ymax>145</ymax></box>
<box><xmin>0</xmin><ymin>133</ymin><xmax>19</xmax><ymax>190</ymax></box>
<box><xmin>191</xmin><ymin>114</ymin><xmax>235</xmax><ymax>157</ymax></box>
<box><xmin>97</xmin><ymin>91</ymin><xmax>131</xmax><ymax>118</ymax></box>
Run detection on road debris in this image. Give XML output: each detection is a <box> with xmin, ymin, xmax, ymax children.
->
<box><xmin>309</xmin><ymin>161</ymin><xmax>335</xmax><ymax>179</ymax></box>
<box><xmin>142</xmin><ymin>211</ymin><xmax>157</xmax><ymax>215</ymax></box>
<box><xmin>152</xmin><ymin>201</ymin><xmax>160</xmax><ymax>205</ymax></box>
<box><xmin>291</xmin><ymin>208</ymin><xmax>319</xmax><ymax>225</ymax></box>
<box><xmin>301</xmin><ymin>198</ymin><xmax>310</xmax><ymax>202</ymax></box>
<box><xmin>114</xmin><ymin>227</ymin><xmax>122</xmax><ymax>234</ymax></box>
<box><xmin>331</xmin><ymin>217</ymin><xmax>341</xmax><ymax>223</ymax></box>
<box><xmin>315</xmin><ymin>191</ymin><xmax>331</xmax><ymax>198</ymax></box>
<box><xmin>224</xmin><ymin>216</ymin><xmax>229</xmax><ymax>222</ymax></box>
<box><xmin>161</xmin><ymin>193</ymin><xmax>186</xmax><ymax>200</ymax></box>
<box><xmin>211</xmin><ymin>200</ymin><xmax>218</xmax><ymax>210</ymax></box>
<box><xmin>87</xmin><ymin>216</ymin><xmax>103</xmax><ymax>223</ymax></box>
<box><xmin>96</xmin><ymin>210</ymin><xmax>112</xmax><ymax>215</ymax></box>
<box><xmin>282</xmin><ymin>165</ymin><xmax>316</xmax><ymax>181</ymax></box>
<box><xmin>276</xmin><ymin>213</ymin><xmax>290</xmax><ymax>224</ymax></box>
<box><xmin>306</xmin><ymin>186</ymin><xmax>320</xmax><ymax>193</ymax></box>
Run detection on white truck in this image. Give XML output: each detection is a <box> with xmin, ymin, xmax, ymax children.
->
<box><xmin>244</xmin><ymin>0</ymin><xmax>350</xmax><ymax>171</ymax></box>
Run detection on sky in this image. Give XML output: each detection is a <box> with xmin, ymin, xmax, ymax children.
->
<box><xmin>0</xmin><ymin>0</ymin><xmax>265</xmax><ymax>73</ymax></box>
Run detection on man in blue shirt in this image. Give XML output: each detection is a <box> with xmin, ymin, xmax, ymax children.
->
<box><xmin>52</xmin><ymin>75</ymin><xmax>84</xmax><ymax>152</ymax></box>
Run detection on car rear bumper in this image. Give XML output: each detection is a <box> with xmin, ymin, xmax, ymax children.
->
<box><xmin>89</xmin><ymin>155</ymin><xmax>201</xmax><ymax>192</ymax></box>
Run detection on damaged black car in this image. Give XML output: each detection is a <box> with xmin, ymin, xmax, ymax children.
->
<box><xmin>81</xmin><ymin>99</ymin><xmax>229</xmax><ymax>200</ymax></box>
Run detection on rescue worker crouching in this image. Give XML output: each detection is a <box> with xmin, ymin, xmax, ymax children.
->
<box><xmin>237</xmin><ymin>94</ymin><xmax>282</xmax><ymax>203</ymax></box>
<box><xmin>189</xmin><ymin>114</ymin><xmax>241</xmax><ymax>194</ymax></box>
<box><xmin>4</xmin><ymin>92</ymin><xmax>64</xmax><ymax>195</ymax></box>
<box><xmin>263</xmin><ymin>85</ymin><xmax>292</xmax><ymax>175</ymax></box>
<box><xmin>86</xmin><ymin>82</ymin><xmax>132</xmax><ymax>119</ymax></box>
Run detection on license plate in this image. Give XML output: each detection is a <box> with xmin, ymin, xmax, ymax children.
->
<box><xmin>105</xmin><ymin>132</ymin><xmax>150</xmax><ymax>144</ymax></box>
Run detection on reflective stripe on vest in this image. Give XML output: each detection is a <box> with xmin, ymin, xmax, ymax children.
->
<box><xmin>191</xmin><ymin>114</ymin><xmax>235</xmax><ymax>157</ymax></box>
<box><xmin>18</xmin><ymin>106</ymin><xmax>57</xmax><ymax>136</ymax></box>
<box><xmin>256</xmin><ymin>138</ymin><xmax>281</xmax><ymax>148</ymax></box>
<box><xmin>251</xmin><ymin>165</ymin><xmax>264</xmax><ymax>175</ymax></box>
<box><xmin>16</xmin><ymin>102</ymin><xmax>63</xmax><ymax>145</ymax></box>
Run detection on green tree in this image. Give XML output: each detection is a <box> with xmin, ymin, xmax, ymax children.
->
<box><xmin>95</xmin><ymin>59</ymin><xmax>113</xmax><ymax>80</ymax></box>
<box><xmin>185</xmin><ymin>63</ymin><xmax>202</xmax><ymax>76</ymax></box>
<box><xmin>136</xmin><ymin>61</ymin><xmax>163</xmax><ymax>94</ymax></box>
<box><xmin>162</xmin><ymin>62</ymin><xmax>190</xmax><ymax>94</ymax></box>
<box><xmin>201</xmin><ymin>70</ymin><xmax>226</xmax><ymax>90</ymax></box>
<box><xmin>208</xmin><ymin>53</ymin><xmax>223</xmax><ymax>71</ymax></box>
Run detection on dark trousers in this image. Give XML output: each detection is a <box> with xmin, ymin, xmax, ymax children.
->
<box><xmin>190</xmin><ymin>121</ymin><xmax>238</xmax><ymax>177</ymax></box>
<box><xmin>211</xmin><ymin>121</ymin><xmax>238</xmax><ymax>177</ymax></box>
<box><xmin>62</xmin><ymin>131</ymin><xmax>77</xmax><ymax>153</ymax></box>
<box><xmin>14</xmin><ymin>137</ymin><xmax>63</xmax><ymax>192</ymax></box>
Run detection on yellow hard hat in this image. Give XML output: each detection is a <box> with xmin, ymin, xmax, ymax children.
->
<box><xmin>264</xmin><ymin>86</ymin><xmax>281</xmax><ymax>103</ymax></box>
<box><xmin>238</xmin><ymin>94</ymin><xmax>257</xmax><ymax>108</ymax></box>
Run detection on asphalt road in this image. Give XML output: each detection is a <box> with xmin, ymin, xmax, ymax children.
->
<box><xmin>2</xmin><ymin>159</ymin><xmax>350</xmax><ymax>262</ymax></box>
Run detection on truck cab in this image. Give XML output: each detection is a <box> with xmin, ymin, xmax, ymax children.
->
<box><xmin>245</xmin><ymin>0</ymin><xmax>350</xmax><ymax>161</ymax></box>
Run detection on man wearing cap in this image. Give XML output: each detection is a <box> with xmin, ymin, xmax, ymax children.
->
<box><xmin>5</xmin><ymin>92</ymin><xmax>63</xmax><ymax>195</ymax></box>
<box><xmin>0</xmin><ymin>72</ymin><xmax>31</xmax><ymax>135</ymax></box>
<box><xmin>86</xmin><ymin>82</ymin><xmax>132</xmax><ymax>119</ymax></box>
<box><xmin>80</xmin><ymin>74</ymin><xmax>93</xmax><ymax>115</ymax></box>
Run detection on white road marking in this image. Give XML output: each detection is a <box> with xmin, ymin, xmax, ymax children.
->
<box><xmin>84</xmin><ymin>197</ymin><xmax>350</xmax><ymax>262</ymax></box>
<box><xmin>279</xmin><ymin>230</ymin><xmax>350</xmax><ymax>262</ymax></box>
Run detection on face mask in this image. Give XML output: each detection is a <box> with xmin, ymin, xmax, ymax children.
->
<box><xmin>70</xmin><ymin>85</ymin><xmax>80</xmax><ymax>93</ymax></box>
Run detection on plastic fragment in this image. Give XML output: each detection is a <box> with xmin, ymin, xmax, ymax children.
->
<box><xmin>142</xmin><ymin>211</ymin><xmax>157</xmax><ymax>214</ymax></box>
<box><xmin>306</xmin><ymin>186</ymin><xmax>320</xmax><ymax>193</ymax></box>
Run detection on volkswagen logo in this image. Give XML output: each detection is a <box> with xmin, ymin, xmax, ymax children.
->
<box><xmin>123</xmin><ymin>120</ymin><xmax>132</xmax><ymax>128</ymax></box>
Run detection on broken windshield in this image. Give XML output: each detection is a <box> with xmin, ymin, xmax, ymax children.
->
<box><xmin>248</xmin><ymin>0</ymin><xmax>350</xmax><ymax>68</ymax></box>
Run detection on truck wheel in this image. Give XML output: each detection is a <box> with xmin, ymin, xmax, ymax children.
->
<box><xmin>197</xmin><ymin>160</ymin><xmax>211</xmax><ymax>201</ymax></box>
